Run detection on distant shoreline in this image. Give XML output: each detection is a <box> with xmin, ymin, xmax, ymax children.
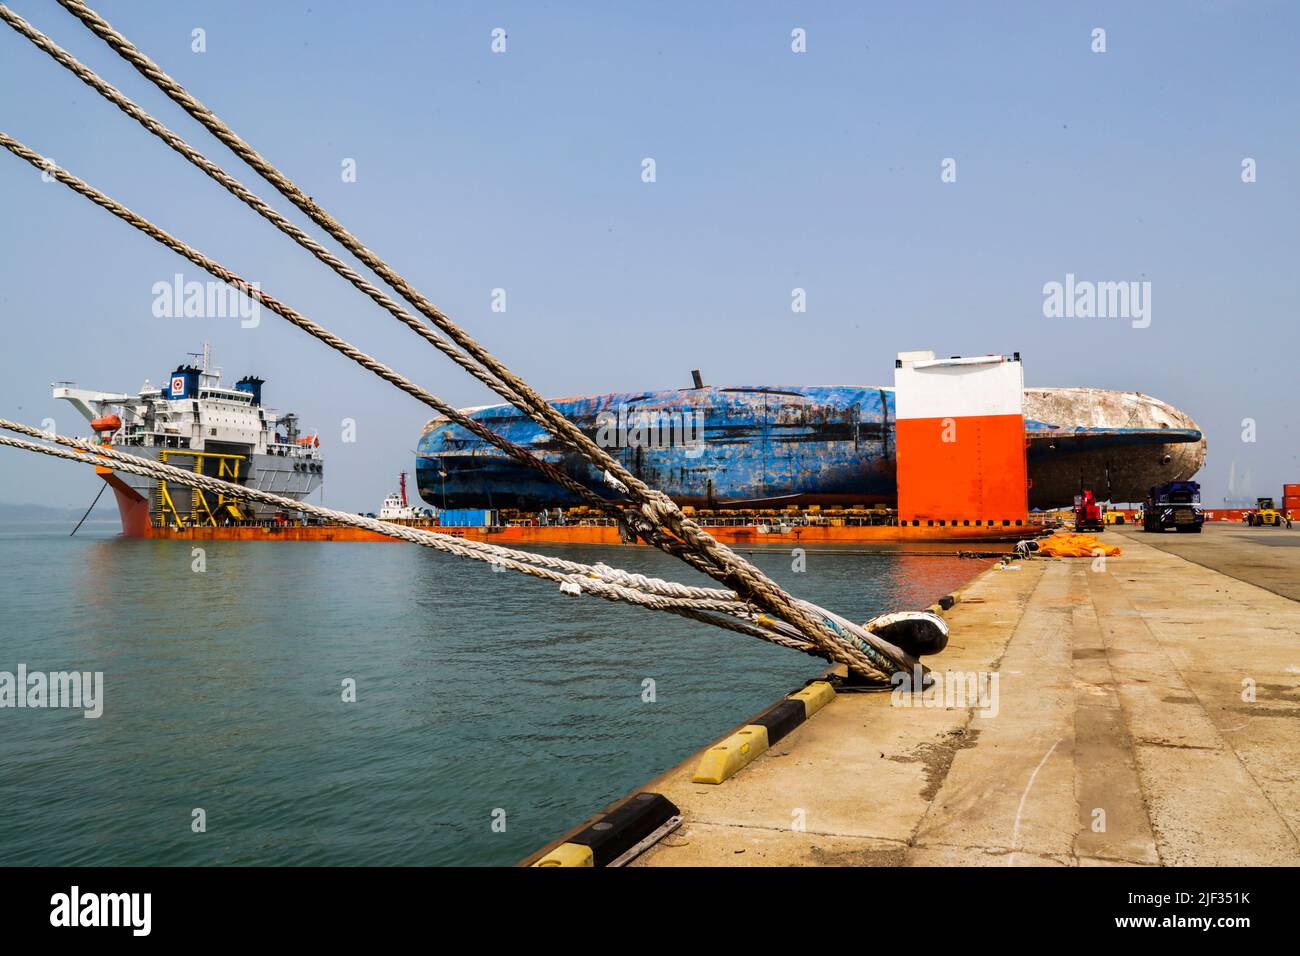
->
<box><xmin>0</xmin><ymin>501</ymin><xmax>117</xmax><ymax>523</ymax></box>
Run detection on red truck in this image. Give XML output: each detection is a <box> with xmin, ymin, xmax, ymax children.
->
<box><xmin>1073</xmin><ymin>489</ymin><xmax>1105</xmax><ymax>532</ymax></box>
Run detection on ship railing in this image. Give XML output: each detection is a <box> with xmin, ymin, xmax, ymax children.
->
<box><xmin>691</xmin><ymin>514</ymin><xmax>898</xmax><ymax>528</ymax></box>
<box><xmin>493</xmin><ymin>514</ymin><xmax>903</xmax><ymax>529</ymax></box>
<box><xmin>502</xmin><ymin>517</ymin><xmax>619</xmax><ymax>528</ymax></box>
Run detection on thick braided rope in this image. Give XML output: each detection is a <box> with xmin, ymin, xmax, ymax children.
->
<box><xmin>50</xmin><ymin>0</ymin><xmax>894</xmax><ymax>670</ymax></box>
<box><xmin>0</xmin><ymin>6</ymin><xmax>531</xmax><ymax>413</ymax></box>
<box><xmin>591</xmin><ymin>559</ymin><xmax>910</xmax><ymax>665</ymax></box>
<box><xmin>0</xmin><ymin>5</ymin><xmax>741</xmax><ymax>580</ymax></box>
<box><xmin>0</xmin><ymin>134</ymin><xmax>895</xmax><ymax>678</ymax></box>
<box><xmin>0</xmin><ymin>8</ymin><xmax>642</xmax><ymax>526</ymax></box>
<box><xmin>12</xmin><ymin>0</ymin><xmax>702</xmax><ymax>572</ymax></box>
<box><xmin>0</xmin><ymin>423</ymin><xmax>827</xmax><ymax>658</ymax></box>
<box><xmin>0</xmin><ymin>129</ymin><xmax>901</xmax><ymax>679</ymax></box>
<box><xmin>0</xmin><ymin>131</ymin><xmax>602</xmax><ymax>512</ymax></box>
<box><xmin>0</xmin><ymin>419</ymin><xmax>726</xmax><ymax>607</ymax></box>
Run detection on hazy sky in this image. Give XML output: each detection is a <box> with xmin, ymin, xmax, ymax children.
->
<box><xmin>1</xmin><ymin>0</ymin><xmax>1296</xmax><ymax>510</ymax></box>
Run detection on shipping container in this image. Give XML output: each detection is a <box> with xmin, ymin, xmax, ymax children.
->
<box><xmin>437</xmin><ymin>508</ymin><xmax>496</xmax><ymax>527</ymax></box>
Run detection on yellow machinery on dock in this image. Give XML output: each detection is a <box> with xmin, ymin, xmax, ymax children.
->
<box><xmin>1248</xmin><ymin>497</ymin><xmax>1284</xmax><ymax>527</ymax></box>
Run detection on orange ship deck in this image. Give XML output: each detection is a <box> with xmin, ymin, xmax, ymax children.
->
<box><xmin>130</xmin><ymin>521</ymin><xmax>1041</xmax><ymax>545</ymax></box>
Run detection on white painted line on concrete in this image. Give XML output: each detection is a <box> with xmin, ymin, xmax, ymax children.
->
<box><xmin>1009</xmin><ymin>738</ymin><xmax>1061</xmax><ymax>866</ymax></box>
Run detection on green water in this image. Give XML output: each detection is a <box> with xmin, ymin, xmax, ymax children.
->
<box><xmin>0</xmin><ymin>521</ymin><xmax>989</xmax><ymax>866</ymax></box>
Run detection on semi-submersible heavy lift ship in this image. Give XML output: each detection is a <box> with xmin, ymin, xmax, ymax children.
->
<box><xmin>54</xmin><ymin>345</ymin><xmax>323</xmax><ymax>538</ymax></box>
<box><xmin>56</xmin><ymin>348</ymin><xmax>1206</xmax><ymax>544</ymax></box>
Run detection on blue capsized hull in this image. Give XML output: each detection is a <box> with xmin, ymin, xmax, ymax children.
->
<box><xmin>418</xmin><ymin>386</ymin><xmax>895</xmax><ymax>510</ymax></box>
<box><xmin>415</xmin><ymin>385</ymin><xmax>1204</xmax><ymax>510</ymax></box>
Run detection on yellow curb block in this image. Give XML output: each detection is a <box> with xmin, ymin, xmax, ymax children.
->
<box><xmin>531</xmin><ymin>842</ymin><xmax>595</xmax><ymax>867</ymax></box>
<box><xmin>928</xmin><ymin>589</ymin><xmax>964</xmax><ymax>617</ymax></box>
<box><xmin>691</xmin><ymin>678</ymin><xmax>842</xmax><ymax>785</ymax></box>
<box><xmin>692</xmin><ymin>725</ymin><xmax>769</xmax><ymax>784</ymax></box>
<box><xmin>789</xmin><ymin>680</ymin><xmax>836</xmax><ymax>717</ymax></box>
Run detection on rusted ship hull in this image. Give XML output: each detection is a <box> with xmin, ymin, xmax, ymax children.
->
<box><xmin>416</xmin><ymin>385</ymin><xmax>1205</xmax><ymax>511</ymax></box>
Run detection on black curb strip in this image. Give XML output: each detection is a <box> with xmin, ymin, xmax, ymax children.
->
<box><xmin>566</xmin><ymin>793</ymin><xmax>679</xmax><ymax>867</ymax></box>
<box><xmin>519</xmin><ymin>676</ymin><xmax>831</xmax><ymax>866</ymax></box>
<box><xmin>518</xmin><ymin>791</ymin><xmax>679</xmax><ymax>867</ymax></box>
<box><xmin>752</xmin><ymin>698</ymin><xmax>807</xmax><ymax>746</ymax></box>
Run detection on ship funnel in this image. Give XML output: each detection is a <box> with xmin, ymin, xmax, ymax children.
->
<box><xmin>235</xmin><ymin>375</ymin><xmax>265</xmax><ymax>405</ymax></box>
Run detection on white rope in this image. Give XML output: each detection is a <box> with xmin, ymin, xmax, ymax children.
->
<box><xmin>0</xmin><ymin>1</ymin><xmax>933</xmax><ymax>677</ymax></box>
<box><xmin>0</xmin><ymin>421</ymin><xmax>840</xmax><ymax>661</ymax></box>
<box><xmin>44</xmin><ymin>0</ymin><xmax>911</xmax><ymax>675</ymax></box>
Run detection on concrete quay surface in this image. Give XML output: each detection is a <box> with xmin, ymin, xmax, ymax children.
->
<box><xmin>632</xmin><ymin>524</ymin><xmax>1300</xmax><ymax>866</ymax></box>
<box><xmin>1123</xmin><ymin>521</ymin><xmax>1300</xmax><ymax>602</ymax></box>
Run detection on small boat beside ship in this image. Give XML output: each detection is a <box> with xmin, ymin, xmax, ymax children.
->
<box><xmin>377</xmin><ymin>473</ymin><xmax>418</xmax><ymax>521</ymax></box>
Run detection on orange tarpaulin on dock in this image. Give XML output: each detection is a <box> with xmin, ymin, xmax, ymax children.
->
<box><xmin>1037</xmin><ymin>533</ymin><xmax>1121</xmax><ymax>557</ymax></box>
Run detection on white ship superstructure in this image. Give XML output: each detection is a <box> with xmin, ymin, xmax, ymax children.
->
<box><xmin>53</xmin><ymin>344</ymin><xmax>322</xmax><ymax>529</ymax></box>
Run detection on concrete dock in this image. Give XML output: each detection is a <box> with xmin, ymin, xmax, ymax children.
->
<box><xmin>629</xmin><ymin>524</ymin><xmax>1300</xmax><ymax>866</ymax></box>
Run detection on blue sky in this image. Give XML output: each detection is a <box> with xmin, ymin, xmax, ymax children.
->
<box><xmin>1</xmin><ymin>0</ymin><xmax>1296</xmax><ymax>509</ymax></box>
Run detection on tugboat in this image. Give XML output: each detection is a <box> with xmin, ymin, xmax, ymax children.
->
<box><xmin>378</xmin><ymin>472</ymin><xmax>418</xmax><ymax>522</ymax></box>
<box><xmin>53</xmin><ymin>343</ymin><xmax>323</xmax><ymax>536</ymax></box>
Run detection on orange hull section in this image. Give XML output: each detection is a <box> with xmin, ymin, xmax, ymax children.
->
<box><xmin>896</xmin><ymin>413</ymin><xmax>1029</xmax><ymax>524</ymax></box>
<box><xmin>98</xmin><ymin>468</ymin><xmax>153</xmax><ymax>538</ymax></box>
<box><xmin>126</xmin><ymin>522</ymin><xmax>1035</xmax><ymax>545</ymax></box>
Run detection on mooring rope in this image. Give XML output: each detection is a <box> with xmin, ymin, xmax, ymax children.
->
<box><xmin>0</xmin><ymin>0</ymin><xmax>759</xmax><ymax>590</ymax></box>
<box><xmin>0</xmin><ymin>126</ymin><xmax>612</xmax><ymax>518</ymax></box>
<box><xmin>0</xmin><ymin>420</ymin><xmax>838</xmax><ymax>660</ymax></box>
<box><xmin>0</xmin><ymin>2</ymin><xmax>734</xmax><ymax>583</ymax></box>
<box><xmin>0</xmin><ymin>5</ymin><xmax>717</xmax><ymax>570</ymax></box>
<box><xmin>0</xmin><ymin>5</ymin><xmax>530</xmax><ymax>411</ymax></box>
<box><xmin>3</xmin><ymin>418</ymin><xmax>925</xmax><ymax>675</ymax></box>
<box><xmin>0</xmin><ymin>132</ymin><xmax>904</xmax><ymax>679</ymax></box>
<box><xmin>0</xmin><ymin>2</ymin><xmax>921</xmax><ymax>677</ymax></box>
<box><xmin>46</xmin><ymin>0</ymin><xmax>893</xmax><ymax>670</ymax></box>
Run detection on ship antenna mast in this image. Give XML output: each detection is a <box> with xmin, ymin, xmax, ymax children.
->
<box><xmin>185</xmin><ymin>339</ymin><xmax>212</xmax><ymax>372</ymax></box>
<box><xmin>400</xmin><ymin>470</ymin><xmax>408</xmax><ymax>508</ymax></box>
